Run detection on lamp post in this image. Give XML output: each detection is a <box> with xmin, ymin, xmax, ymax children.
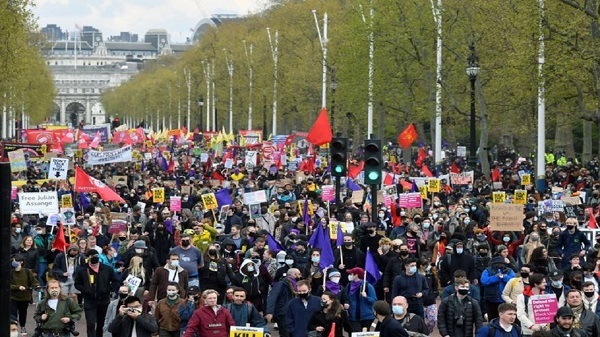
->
<box><xmin>198</xmin><ymin>96</ymin><xmax>204</xmax><ymax>131</ymax></box>
<box><xmin>466</xmin><ymin>44</ymin><xmax>480</xmax><ymax>169</ymax></box>
<box><xmin>330</xmin><ymin>78</ymin><xmax>337</xmax><ymax>131</ymax></box>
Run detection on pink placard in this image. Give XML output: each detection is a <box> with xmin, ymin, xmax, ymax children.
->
<box><xmin>109</xmin><ymin>220</ymin><xmax>128</xmax><ymax>234</ymax></box>
<box><xmin>398</xmin><ymin>192</ymin><xmax>422</xmax><ymax>209</ymax></box>
<box><xmin>321</xmin><ymin>185</ymin><xmax>335</xmax><ymax>202</ymax></box>
<box><xmin>531</xmin><ymin>294</ymin><xmax>558</xmax><ymax>324</ymax></box>
<box><xmin>170</xmin><ymin>196</ymin><xmax>182</xmax><ymax>212</ymax></box>
<box><xmin>11</xmin><ymin>186</ymin><xmax>17</xmax><ymax>200</ymax></box>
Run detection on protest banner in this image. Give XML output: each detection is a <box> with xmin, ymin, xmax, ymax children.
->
<box><xmin>18</xmin><ymin>191</ymin><xmax>59</xmax><ymax>215</ymax></box>
<box><xmin>170</xmin><ymin>196</ymin><xmax>182</xmax><ymax>212</ymax></box>
<box><xmin>531</xmin><ymin>294</ymin><xmax>558</xmax><ymax>324</ymax></box>
<box><xmin>152</xmin><ymin>188</ymin><xmax>165</xmax><ymax>203</ymax></box>
<box><xmin>489</xmin><ymin>203</ymin><xmax>523</xmax><ymax>231</ymax></box>
<box><xmin>450</xmin><ymin>171</ymin><xmax>474</xmax><ymax>185</ymax></box>
<box><xmin>1</xmin><ymin>142</ymin><xmax>45</xmax><ymax>161</ymax></box>
<box><xmin>428</xmin><ymin>179</ymin><xmax>440</xmax><ymax>193</ymax></box>
<box><xmin>398</xmin><ymin>193</ymin><xmax>422</xmax><ymax>209</ymax></box>
<box><xmin>229</xmin><ymin>326</ymin><xmax>264</xmax><ymax>337</ymax></box>
<box><xmin>521</xmin><ymin>173</ymin><xmax>531</xmax><ymax>186</ymax></box>
<box><xmin>242</xmin><ymin>190</ymin><xmax>268</xmax><ymax>205</ymax></box>
<box><xmin>492</xmin><ymin>191</ymin><xmax>506</xmax><ymax>203</ymax></box>
<box><xmin>61</xmin><ymin>194</ymin><xmax>73</xmax><ymax>208</ymax></box>
<box><xmin>85</xmin><ymin>145</ymin><xmax>133</xmax><ymax>165</ymax></box>
<box><xmin>419</xmin><ymin>185</ymin><xmax>428</xmax><ymax>199</ymax></box>
<box><xmin>513</xmin><ymin>190</ymin><xmax>527</xmax><ymax>205</ymax></box>
<box><xmin>48</xmin><ymin>157</ymin><xmax>69</xmax><ymax>180</ymax></box>
<box><xmin>321</xmin><ymin>185</ymin><xmax>335</xmax><ymax>202</ymax></box>
<box><xmin>202</xmin><ymin>193</ymin><xmax>218</xmax><ymax>210</ymax></box>
<box><xmin>8</xmin><ymin>149</ymin><xmax>27</xmax><ymax>172</ymax></box>
<box><xmin>351</xmin><ymin>190</ymin><xmax>365</xmax><ymax>204</ymax></box>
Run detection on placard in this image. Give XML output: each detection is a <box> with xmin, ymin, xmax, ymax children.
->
<box><xmin>351</xmin><ymin>189</ymin><xmax>365</xmax><ymax>204</ymax></box>
<box><xmin>229</xmin><ymin>326</ymin><xmax>264</xmax><ymax>337</ymax></box>
<box><xmin>8</xmin><ymin>149</ymin><xmax>27</xmax><ymax>172</ymax></box>
<box><xmin>170</xmin><ymin>196</ymin><xmax>182</xmax><ymax>212</ymax></box>
<box><xmin>531</xmin><ymin>294</ymin><xmax>558</xmax><ymax>324</ymax></box>
<box><xmin>61</xmin><ymin>194</ymin><xmax>73</xmax><ymax>208</ymax></box>
<box><xmin>242</xmin><ymin>190</ymin><xmax>268</xmax><ymax>205</ymax></box>
<box><xmin>48</xmin><ymin>157</ymin><xmax>69</xmax><ymax>180</ymax></box>
<box><xmin>224</xmin><ymin>158</ymin><xmax>234</xmax><ymax>169</ymax></box>
<box><xmin>456</xmin><ymin>146</ymin><xmax>467</xmax><ymax>157</ymax></box>
<box><xmin>60</xmin><ymin>208</ymin><xmax>75</xmax><ymax>225</ymax></box>
<box><xmin>152</xmin><ymin>188</ymin><xmax>165</xmax><ymax>203</ymax></box>
<box><xmin>428</xmin><ymin>179</ymin><xmax>440</xmax><ymax>193</ymax></box>
<box><xmin>521</xmin><ymin>173</ymin><xmax>531</xmax><ymax>186</ymax></box>
<box><xmin>245</xmin><ymin>151</ymin><xmax>258</xmax><ymax>168</ymax></box>
<box><xmin>418</xmin><ymin>185</ymin><xmax>428</xmax><ymax>199</ymax></box>
<box><xmin>493</xmin><ymin>191</ymin><xmax>506</xmax><ymax>203</ymax></box>
<box><xmin>564</xmin><ymin>205</ymin><xmax>578</xmax><ymax>219</ymax></box>
<box><xmin>201</xmin><ymin>193</ymin><xmax>218</xmax><ymax>210</ymax></box>
<box><xmin>125</xmin><ymin>274</ymin><xmax>142</xmax><ymax>294</ymax></box>
<box><xmin>489</xmin><ymin>203</ymin><xmax>523</xmax><ymax>231</ymax></box>
<box><xmin>450</xmin><ymin>171</ymin><xmax>474</xmax><ymax>185</ymax></box>
<box><xmin>513</xmin><ymin>190</ymin><xmax>527</xmax><ymax>205</ymax></box>
<box><xmin>351</xmin><ymin>332</ymin><xmax>380</xmax><ymax>337</ymax></box>
<box><xmin>321</xmin><ymin>185</ymin><xmax>335</xmax><ymax>202</ymax></box>
<box><xmin>398</xmin><ymin>193</ymin><xmax>422</xmax><ymax>209</ymax></box>
<box><xmin>113</xmin><ymin>175</ymin><xmax>128</xmax><ymax>186</ymax></box>
<box><xmin>18</xmin><ymin>191</ymin><xmax>59</xmax><ymax>215</ymax></box>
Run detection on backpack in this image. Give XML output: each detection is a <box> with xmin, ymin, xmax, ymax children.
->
<box><xmin>488</xmin><ymin>323</ymin><xmax>521</xmax><ymax>337</ymax></box>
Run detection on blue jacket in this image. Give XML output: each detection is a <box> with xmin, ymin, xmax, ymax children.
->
<box><xmin>476</xmin><ymin>318</ymin><xmax>520</xmax><ymax>337</ymax></box>
<box><xmin>286</xmin><ymin>295</ymin><xmax>321</xmax><ymax>337</ymax></box>
<box><xmin>556</xmin><ymin>229</ymin><xmax>590</xmax><ymax>267</ymax></box>
<box><xmin>266</xmin><ymin>278</ymin><xmax>297</xmax><ymax>317</ymax></box>
<box><xmin>344</xmin><ymin>281</ymin><xmax>377</xmax><ymax>321</ymax></box>
<box><xmin>481</xmin><ymin>267</ymin><xmax>515</xmax><ymax>303</ymax></box>
<box><xmin>391</xmin><ymin>272</ymin><xmax>429</xmax><ymax>305</ymax></box>
<box><xmin>441</xmin><ymin>284</ymin><xmax>481</xmax><ymax>302</ymax></box>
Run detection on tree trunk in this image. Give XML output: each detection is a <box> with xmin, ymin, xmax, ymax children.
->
<box><xmin>583</xmin><ymin>119</ymin><xmax>593</xmax><ymax>162</ymax></box>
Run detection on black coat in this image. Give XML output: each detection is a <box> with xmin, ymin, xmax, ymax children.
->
<box><xmin>377</xmin><ymin>315</ymin><xmax>409</xmax><ymax>337</ymax></box>
<box><xmin>437</xmin><ymin>294</ymin><xmax>482</xmax><ymax>337</ymax></box>
<box><xmin>438</xmin><ymin>252</ymin><xmax>477</xmax><ymax>286</ymax></box>
<box><xmin>308</xmin><ymin>308</ymin><xmax>353</xmax><ymax>337</ymax></box>
<box><xmin>74</xmin><ymin>263</ymin><xmax>119</xmax><ymax>302</ymax></box>
<box><xmin>108</xmin><ymin>312</ymin><xmax>159</xmax><ymax>337</ymax></box>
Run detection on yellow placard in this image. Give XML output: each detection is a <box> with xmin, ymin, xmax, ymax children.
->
<box><xmin>201</xmin><ymin>193</ymin><xmax>218</xmax><ymax>210</ymax></box>
<box><xmin>329</xmin><ymin>220</ymin><xmax>346</xmax><ymax>239</ymax></box>
<box><xmin>61</xmin><ymin>194</ymin><xmax>73</xmax><ymax>208</ymax></box>
<box><xmin>229</xmin><ymin>326</ymin><xmax>263</xmax><ymax>337</ymax></box>
<box><xmin>428</xmin><ymin>179</ymin><xmax>440</xmax><ymax>193</ymax></box>
<box><xmin>513</xmin><ymin>190</ymin><xmax>527</xmax><ymax>205</ymax></box>
<box><xmin>298</xmin><ymin>199</ymin><xmax>314</xmax><ymax>216</ymax></box>
<box><xmin>419</xmin><ymin>185</ymin><xmax>428</xmax><ymax>199</ymax></box>
<box><xmin>521</xmin><ymin>174</ymin><xmax>531</xmax><ymax>186</ymax></box>
<box><xmin>493</xmin><ymin>191</ymin><xmax>506</xmax><ymax>203</ymax></box>
<box><xmin>152</xmin><ymin>188</ymin><xmax>165</xmax><ymax>203</ymax></box>
<box><xmin>75</xmin><ymin>149</ymin><xmax>82</xmax><ymax>158</ymax></box>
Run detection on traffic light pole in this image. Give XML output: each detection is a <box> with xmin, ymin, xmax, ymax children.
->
<box><xmin>371</xmin><ymin>184</ymin><xmax>377</xmax><ymax>223</ymax></box>
<box><xmin>335</xmin><ymin>176</ymin><xmax>342</xmax><ymax>208</ymax></box>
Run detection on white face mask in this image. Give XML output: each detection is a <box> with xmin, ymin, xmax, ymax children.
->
<box><xmin>285</xmin><ymin>259</ymin><xmax>294</xmax><ymax>265</ymax></box>
<box><xmin>348</xmin><ymin>275</ymin><xmax>354</xmax><ymax>282</ymax></box>
<box><xmin>11</xmin><ymin>331</ymin><xmax>19</xmax><ymax>337</ymax></box>
<box><xmin>247</xmin><ymin>266</ymin><xmax>255</xmax><ymax>272</ymax></box>
<box><xmin>330</xmin><ymin>277</ymin><xmax>340</xmax><ymax>284</ymax></box>
<box><xmin>135</xmin><ymin>249</ymin><xmax>144</xmax><ymax>254</ymax></box>
<box><xmin>167</xmin><ymin>290</ymin><xmax>178</xmax><ymax>297</ymax></box>
<box><xmin>171</xmin><ymin>260</ymin><xmax>179</xmax><ymax>268</ymax></box>
<box><xmin>15</xmin><ymin>228</ymin><xmax>21</xmax><ymax>234</ymax></box>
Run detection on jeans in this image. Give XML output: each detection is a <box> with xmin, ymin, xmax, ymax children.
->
<box><xmin>83</xmin><ymin>298</ymin><xmax>109</xmax><ymax>337</ymax></box>
<box><xmin>37</xmin><ymin>262</ymin><xmax>48</xmax><ymax>286</ymax></box>
<box><xmin>274</xmin><ymin>315</ymin><xmax>289</xmax><ymax>337</ymax></box>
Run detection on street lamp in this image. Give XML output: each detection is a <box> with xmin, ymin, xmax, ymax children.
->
<box><xmin>466</xmin><ymin>43</ymin><xmax>480</xmax><ymax>169</ymax></box>
<box><xmin>198</xmin><ymin>96</ymin><xmax>204</xmax><ymax>131</ymax></box>
<box><xmin>330</xmin><ymin>78</ymin><xmax>338</xmax><ymax>131</ymax></box>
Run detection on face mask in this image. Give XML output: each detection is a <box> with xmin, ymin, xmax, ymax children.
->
<box><xmin>400</xmin><ymin>251</ymin><xmax>409</xmax><ymax>257</ymax></box>
<box><xmin>476</xmin><ymin>234</ymin><xmax>486</xmax><ymax>241</ymax></box>
<box><xmin>503</xmin><ymin>237</ymin><xmax>510</xmax><ymax>243</ymax></box>
<box><xmin>311</xmin><ymin>257</ymin><xmax>320</xmax><ymax>263</ymax></box>
<box><xmin>298</xmin><ymin>293</ymin><xmax>309</xmax><ymax>299</ymax></box>
<box><xmin>167</xmin><ymin>290</ymin><xmax>178</xmax><ymax>298</ymax></box>
<box><xmin>348</xmin><ymin>275</ymin><xmax>354</xmax><ymax>282</ymax></box>
<box><xmin>344</xmin><ymin>243</ymin><xmax>353</xmax><ymax>248</ymax></box>
<box><xmin>408</xmin><ymin>266</ymin><xmax>417</xmax><ymax>274</ymax></box>
<box><xmin>479</xmin><ymin>251</ymin><xmax>488</xmax><ymax>257</ymax></box>
<box><xmin>471</xmin><ymin>206</ymin><xmax>477</xmax><ymax>211</ymax></box>
<box><xmin>331</xmin><ymin>277</ymin><xmax>340</xmax><ymax>284</ymax></box>
<box><xmin>456</xmin><ymin>248</ymin><xmax>464</xmax><ymax>254</ymax></box>
<box><xmin>464</xmin><ymin>220</ymin><xmax>471</xmax><ymax>225</ymax></box>
<box><xmin>320</xmin><ymin>300</ymin><xmax>328</xmax><ymax>308</ymax></box>
<box><xmin>247</xmin><ymin>266</ymin><xmax>255</xmax><ymax>272</ymax></box>
<box><xmin>135</xmin><ymin>249</ymin><xmax>144</xmax><ymax>254</ymax></box>
<box><xmin>170</xmin><ymin>260</ymin><xmax>179</xmax><ymax>268</ymax></box>
<box><xmin>520</xmin><ymin>272</ymin><xmax>530</xmax><ymax>278</ymax></box>
<box><xmin>118</xmin><ymin>293</ymin><xmax>129</xmax><ymax>300</ymax></box>
<box><xmin>181</xmin><ymin>240</ymin><xmax>190</xmax><ymax>247</ymax></box>
<box><xmin>434</xmin><ymin>202</ymin><xmax>441</xmax><ymax>206</ymax></box>
<box><xmin>530</xmin><ymin>236</ymin><xmax>539</xmax><ymax>242</ymax></box>
<box><xmin>285</xmin><ymin>259</ymin><xmax>294</xmax><ymax>265</ymax></box>
<box><xmin>552</xmin><ymin>280</ymin><xmax>563</xmax><ymax>288</ymax></box>
<box><xmin>50</xmin><ymin>290</ymin><xmax>60</xmax><ymax>297</ymax></box>
<box><xmin>208</xmin><ymin>249</ymin><xmax>218</xmax><ymax>256</ymax></box>
<box><xmin>432</xmin><ymin>214</ymin><xmax>439</xmax><ymax>220</ymax></box>
<box><xmin>36</xmin><ymin>230</ymin><xmax>42</xmax><ymax>235</ymax></box>
<box><xmin>457</xmin><ymin>288</ymin><xmax>469</xmax><ymax>296</ymax></box>
<box><xmin>392</xmin><ymin>305</ymin><xmax>404</xmax><ymax>316</ymax></box>
<box><xmin>553</xmin><ymin>232</ymin><xmax>560</xmax><ymax>236</ymax></box>
<box><xmin>11</xmin><ymin>261</ymin><xmax>20</xmax><ymax>268</ymax></box>
<box><xmin>378</xmin><ymin>213</ymin><xmax>385</xmax><ymax>218</ymax></box>
<box><xmin>11</xmin><ymin>331</ymin><xmax>18</xmax><ymax>337</ymax></box>
<box><xmin>567</xmin><ymin>225</ymin><xmax>575</xmax><ymax>230</ymax></box>
<box><xmin>584</xmin><ymin>291</ymin><xmax>596</xmax><ymax>298</ymax></box>
<box><xmin>422</xmin><ymin>222</ymin><xmax>431</xmax><ymax>229</ymax></box>
<box><xmin>119</xmin><ymin>237</ymin><xmax>127</xmax><ymax>242</ymax></box>
<box><xmin>15</xmin><ymin>228</ymin><xmax>21</xmax><ymax>234</ymax></box>
<box><xmin>90</xmin><ymin>256</ymin><xmax>100</xmax><ymax>264</ymax></box>
<box><xmin>381</xmin><ymin>245</ymin><xmax>390</xmax><ymax>251</ymax></box>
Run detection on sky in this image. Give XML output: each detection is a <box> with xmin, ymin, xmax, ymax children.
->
<box><xmin>32</xmin><ymin>0</ymin><xmax>265</xmax><ymax>43</ymax></box>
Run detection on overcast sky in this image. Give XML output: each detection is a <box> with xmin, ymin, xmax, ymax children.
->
<box><xmin>33</xmin><ymin>0</ymin><xmax>264</xmax><ymax>43</ymax></box>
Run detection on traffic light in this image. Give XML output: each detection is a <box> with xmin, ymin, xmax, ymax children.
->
<box><xmin>330</xmin><ymin>137</ymin><xmax>348</xmax><ymax>177</ymax></box>
<box><xmin>363</xmin><ymin>139</ymin><xmax>382</xmax><ymax>185</ymax></box>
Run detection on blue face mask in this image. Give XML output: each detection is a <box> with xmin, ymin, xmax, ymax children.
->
<box><xmin>392</xmin><ymin>305</ymin><xmax>404</xmax><ymax>316</ymax></box>
<box><xmin>311</xmin><ymin>257</ymin><xmax>320</xmax><ymax>264</ymax></box>
<box><xmin>408</xmin><ymin>266</ymin><xmax>417</xmax><ymax>274</ymax></box>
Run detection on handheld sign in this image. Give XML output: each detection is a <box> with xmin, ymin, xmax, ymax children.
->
<box><xmin>202</xmin><ymin>193</ymin><xmax>218</xmax><ymax>210</ymax></box>
<box><xmin>152</xmin><ymin>188</ymin><xmax>165</xmax><ymax>203</ymax></box>
<box><xmin>229</xmin><ymin>326</ymin><xmax>263</xmax><ymax>337</ymax></box>
<box><xmin>492</xmin><ymin>191</ymin><xmax>506</xmax><ymax>203</ymax></box>
<box><xmin>531</xmin><ymin>294</ymin><xmax>558</xmax><ymax>324</ymax></box>
<box><xmin>48</xmin><ymin>157</ymin><xmax>69</xmax><ymax>180</ymax></box>
<box><xmin>489</xmin><ymin>203</ymin><xmax>523</xmax><ymax>231</ymax></box>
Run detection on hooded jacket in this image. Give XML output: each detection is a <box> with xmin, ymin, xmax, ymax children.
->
<box><xmin>475</xmin><ymin>318</ymin><xmax>520</xmax><ymax>337</ymax></box>
<box><xmin>481</xmin><ymin>256</ymin><xmax>516</xmax><ymax>302</ymax></box>
<box><xmin>148</xmin><ymin>264</ymin><xmax>189</xmax><ymax>301</ymax></box>
<box><xmin>182</xmin><ymin>305</ymin><xmax>234</xmax><ymax>337</ymax></box>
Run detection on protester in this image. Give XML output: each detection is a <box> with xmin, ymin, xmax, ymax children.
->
<box><xmin>391</xmin><ymin>295</ymin><xmax>429</xmax><ymax>336</ymax></box>
<box><xmin>373</xmin><ymin>300</ymin><xmax>409</xmax><ymax>337</ymax></box>
<box><xmin>307</xmin><ymin>291</ymin><xmax>352</xmax><ymax>337</ymax></box>
<box><xmin>10</xmin><ymin>254</ymin><xmax>39</xmax><ymax>334</ymax></box>
<box><xmin>286</xmin><ymin>280</ymin><xmax>322</xmax><ymax>337</ymax></box>
<box><xmin>182</xmin><ymin>289</ymin><xmax>234</xmax><ymax>337</ymax></box>
<box><xmin>34</xmin><ymin>279</ymin><xmax>83</xmax><ymax>337</ymax></box>
<box><xmin>108</xmin><ymin>296</ymin><xmax>159</xmax><ymax>337</ymax></box>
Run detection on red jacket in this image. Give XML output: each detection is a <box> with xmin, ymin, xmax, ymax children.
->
<box><xmin>183</xmin><ymin>305</ymin><xmax>234</xmax><ymax>337</ymax></box>
<box><xmin>487</xmin><ymin>231</ymin><xmax>524</xmax><ymax>258</ymax></box>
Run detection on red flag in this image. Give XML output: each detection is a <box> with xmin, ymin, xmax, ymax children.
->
<box><xmin>397</xmin><ymin>123</ymin><xmax>418</xmax><ymax>149</ymax></box>
<box><xmin>348</xmin><ymin>161</ymin><xmax>364</xmax><ymax>179</ymax></box>
<box><xmin>212</xmin><ymin>170</ymin><xmax>225</xmax><ymax>182</ymax></box>
<box><xmin>74</xmin><ymin>167</ymin><xmax>125</xmax><ymax>202</ymax></box>
<box><xmin>328</xmin><ymin>323</ymin><xmax>336</xmax><ymax>337</ymax></box>
<box><xmin>451</xmin><ymin>162</ymin><xmax>461</xmax><ymax>173</ymax></box>
<box><xmin>167</xmin><ymin>158</ymin><xmax>175</xmax><ymax>172</ymax></box>
<box><xmin>89</xmin><ymin>131</ymin><xmax>101</xmax><ymax>149</ymax></box>
<box><xmin>491</xmin><ymin>167</ymin><xmax>501</xmax><ymax>182</ymax></box>
<box><xmin>52</xmin><ymin>224</ymin><xmax>69</xmax><ymax>252</ymax></box>
<box><xmin>306</xmin><ymin>107</ymin><xmax>332</xmax><ymax>146</ymax></box>
<box><xmin>400</xmin><ymin>180</ymin><xmax>413</xmax><ymax>190</ymax></box>
<box><xmin>421</xmin><ymin>164</ymin><xmax>433</xmax><ymax>177</ymax></box>
<box><xmin>588</xmin><ymin>208</ymin><xmax>598</xmax><ymax>229</ymax></box>
<box><xmin>416</xmin><ymin>147</ymin><xmax>426</xmax><ymax>167</ymax></box>
<box><xmin>284</xmin><ymin>134</ymin><xmax>295</xmax><ymax>146</ymax></box>
<box><xmin>390</xmin><ymin>202</ymin><xmax>401</xmax><ymax>226</ymax></box>
<box><xmin>383</xmin><ymin>173</ymin><xmax>394</xmax><ymax>185</ymax></box>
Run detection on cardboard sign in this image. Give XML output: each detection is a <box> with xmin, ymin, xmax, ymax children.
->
<box><xmin>242</xmin><ymin>190</ymin><xmax>267</xmax><ymax>205</ymax></box>
<box><xmin>109</xmin><ymin>220</ymin><xmax>128</xmax><ymax>234</ymax></box>
<box><xmin>152</xmin><ymin>188</ymin><xmax>165</xmax><ymax>203</ymax></box>
<box><xmin>513</xmin><ymin>190</ymin><xmax>527</xmax><ymax>205</ymax></box>
<box><xmin>489</xmin><ymin>203</ymin><xmax>523</xmax><ymax>231</ymax></box>
<box><xmin>229</xmin><ymin>326</ymin><xmax>264</xmax><ymax>337</ymax></box>
<box><xmin>170</xmin><ymin>196</ymin><xmax>182</xmax><ymax>212</ymax></box>
<box><xmin>48</xmin><ymin>157</ymin><xmax>69</xmax><ymax>180</ymax></box>
<box><xmin>521</xmin><ymin>173</ymin><xmax>531</xmax><ymax>186</ymax></box>
<box><xmin>428</xmin><ymin>179</ymin><xmax>440</xmax><ymax>193</ymax></box>
<box><xmin>61</xmin><ymin>194</ymin><xmax>73</xmax><ymax>208</ymax></box>
<box><xmin>321</xmin><ymin>185</ymin><xmax>335</xmax><ymax>202</ymax></box>
<box><xmin>18</xmin><ymin>191</ymin><xmax>59</xmax><ymax>215</ymax></box>
<box><xmin>60</xmin><ymin>208</ymin><xmax>75</xmax><ymax>225</ymax></box>
<box><xmin>8</xmin><ymin>149</ymin><xmax>27</xmax><ymax>172</ymax></box>
<box><xmin>531</xmin><ymin>294</ymin><xmax>558</xmax><ymax>324</ymax></box>
<box><xmin>201</xmin><ymin>193</ymin><xmax>218</xmax><ymax>210</ymax></box>
<box><xmin>562</xmin><ymin>196</ymin><xmax>582</xmax><ymax>205</ymax></box>
<box><xmin>351</xmin><ymin>189</ymin><xmax>365</xmax><ymax>204</ymax></box>
<box><xmin>493</xmin><ymin>191</ymin><xmax>506</xmax><ymax>203</ymax></box>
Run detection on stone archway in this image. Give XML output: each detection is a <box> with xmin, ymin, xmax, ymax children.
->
<box><xmin>66</xmin><ymin>102</ymin><xmax>85</xmax><ymax>128</ymax></box>
<box><xmin>51</xmin><ymin>103</ymin><xmax>60</xmax><ymax>123</ymax></box>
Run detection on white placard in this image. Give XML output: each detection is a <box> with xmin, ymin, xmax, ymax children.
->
<box><xmin>200</xmin><ymin>153</ymin><xmax>209</xmax><ymax>163</ymax></box>
<box><xmin>125</xmin><ymin>274</ymin><xmax>142</xmax><ymax>294</ymax></box>
<box><xmin>245</xmin><ymin>151</ymin><xmax>258</xmax><ymax>168</ymax></box>
<box><xmin>242</xmin><ymin>190</ymin><xmax>268</xmax><ymax>205</ymax></box>
<box><xmin>18</xmin><ymin>192</ymin><xmax>59</xmax><ymax>215</ymax></box>
<box><xmin>225</xmin><ymin>158</ymin><xmax>234</xmax><ymax>169</ymax></box>
<box><xmin>85</xmin><ymin>145</ymin><xmax>132</xmax><ymax>165</ymax></box>
<box><xmin>48</xmin><ymin>157</ymin><xmax>70</xmax><ymax>180</ymax></box>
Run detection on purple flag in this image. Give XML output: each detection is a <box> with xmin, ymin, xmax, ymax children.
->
<box><xmin>164</xmin><ymin>219</ymin><xmax>173</xmax><ymax>234</ymax></box>
<box><xmin>336</xmin><ymin>223</ymin><xmax>344</xmax><ymax>247</ymax></box>
<box><xmin>79</xmin><ymin>192</ymin><xmax>90</xmax><ymax>211</ymax></box>
<box><xmin>411</xmin><ymin>180</ymin><xmax>418</xmax><ymax>192</ymax></box>
<box><xmin>308</xmin><ymin>222</ymin><xmax>322</xmax><ymax>247</ymax></box>
<box><xmin>157</xmin><ymin>153</ymin><xmax>168</xmax><ymax>171</ymax></box>
<box><xmin>302</xmin><ymin>198</ymin><xmax>310</xmax><ymax>225</ymax></box>
<box><xmin>215</xmin><ymin>188</ymin><xmax>232</xmax><ymax>207</ymax></box>
<box><xmin>365</xmin><ymin>248</ymin><xmax>381</xmax><ymax>284</ymax></box>
<box><xmin>267</xmin><ymin>233</ymin><xmax>286</xmax><ymax>253</ymax></box>
<box><xmin>319</xmin><ymin>227</ymin><xmax>335</xmax><ymax>269</ymax></box>
<box><xmin>346</xmin><ymin>179</ymin><xmax>362</xmax><ymax>191</ymax></box>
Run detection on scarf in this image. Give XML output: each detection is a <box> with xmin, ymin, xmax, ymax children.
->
<box><xmin>325</xmin><ymin>281</ymin><xmax>341</xmax><ymax>294</ymax></box>
<box><xmin>349</xmin><ymin>280</ymin><xmax>362</xmax><ymax>294</ymax></box>
<box><xmin>571</xmin><ymin>302</ymin><xmax>584</xmax><ymax>329</ymax></box>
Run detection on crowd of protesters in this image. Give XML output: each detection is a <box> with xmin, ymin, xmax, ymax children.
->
<box><xmin>9</xmin><ymin>136</ymin><xmax>600</xmax><ymax>337</ymax></box>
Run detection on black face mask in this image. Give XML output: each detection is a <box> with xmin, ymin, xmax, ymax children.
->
<box><xmin>344</xmin><ymin>243</ymin><xmax>353</xmax><ymax>248</ymax></box>
<box><xmin>520</xmin><ymin>272</ymin><xmax>530</xmax><ymax>279</ymax></box>
<box><xmin>400</xmin><ymin>251</ymin><xmax>409</xmax><ymax>257</ymax></box>
<box><xmin>208</xmin><ymin>249</ymin><xmax>218</xmax><ymax>256</ymax></box>
<box><xmin>584</xmin><ymin>291</ymin><xmax>596</xmax><ymax>298</ymax></box>
<box><xmin>298</xmin><ymin>293</ymin><xmax>309</xmax><ymax>299</ymax></box>
<box><xmin>118</xmin><ymin>293</ymin><xmax>129</xmax><ymax>300</ymax></box>
<box><xmin>567</xmin><ymin>225</ymin><xmax>575</xmax><ymax>230</ymax></box>
<box><xmin>181</xmin><ymin>240</ymin><xmax>190</xmax><ymax>247</ymax></box>
<box><xmin>118</xmin><ymin>237</ymin><xmax>127</xmax><ymax>242</ymax></box>
<box><xmin>90</xmin><ymin>256</ymin><xmax>100</xmax><ymax>264</ymax></box>
<box><xmin>479</xmin><ymin>252</ymin><xmax>488</xmax><ymax>257</ymax></box>
<box><xmin>457</xmin><ymin>288</ymin><xmax>469</xmax><ymax>296</ymax></box>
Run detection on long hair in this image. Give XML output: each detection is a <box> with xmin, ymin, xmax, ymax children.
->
<box><xmin>323</xmin><ymin>291</ymin><xmax>343</xmax><ymax>321</ymax></box>
<box><xmin>128</xmin><ymin>256</ymin><xmax>146</xmax><ymax>283</ymax></box>
<box><xmin>20</xmin><ymin>236</ymin><xmax>34</xmax><ymax>250</ymax></box>
<box><xmin>203</xmin><ymin>244</ymin><xmax>223</xmax><ymax>263</ymax></box>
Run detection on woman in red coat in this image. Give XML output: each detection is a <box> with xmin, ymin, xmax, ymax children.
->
<box><xmin>183</xmin><ymin>289</ymin><xmax>235</xmax><ymax>337</ymax></box>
